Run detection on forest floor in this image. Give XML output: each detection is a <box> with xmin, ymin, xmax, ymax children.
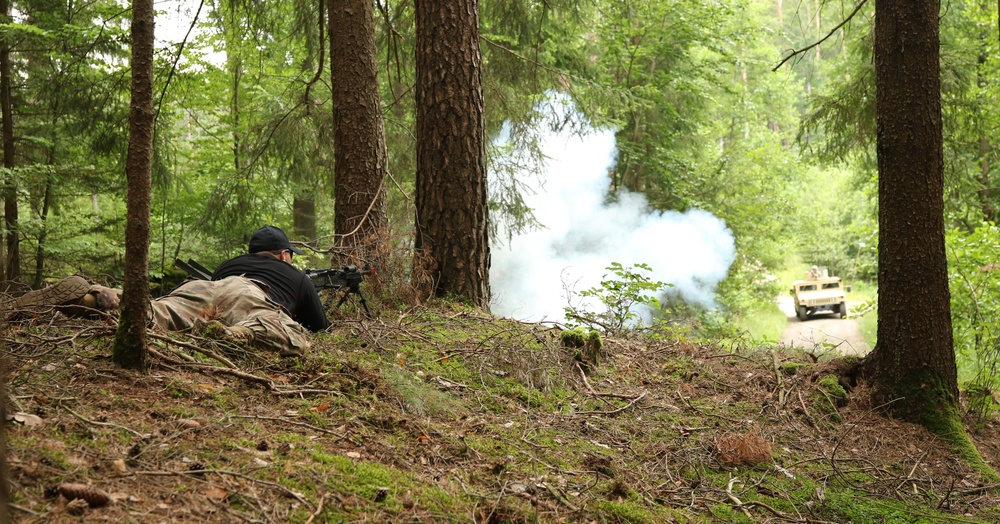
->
<box><xmin>3</xmin><ymin>301</ymin><xmax>1000</xmax><ymax>523</ymax></box>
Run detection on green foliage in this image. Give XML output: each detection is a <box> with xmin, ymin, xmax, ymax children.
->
<box><xmin>947</xmin><ymin>224</ymin><xmax>1000</xmax><ymax>414</ymax></box>
<box><xmin>714</xmin><ymin>256</ymin><xmax>784</xmax><ymax>337</ymax></box>
<box><xmin>785</xmin><ymin>165</ymin><xmax>877</xmax><ymax>282</ymax></box>
<box><xmin>564</xmin><ymin>262</ymin><xmax>670</xmax><ymax>333</ymax></box>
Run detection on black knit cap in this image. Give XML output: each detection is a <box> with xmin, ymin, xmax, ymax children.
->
<box><xmin>248</xmin><ymin>225</ymin><xmax>303</xmax><ymax>255</ymax></box>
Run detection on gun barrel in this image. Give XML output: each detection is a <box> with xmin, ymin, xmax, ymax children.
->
<box><xmin>174</xmin><ymin>258</ymin><xmax>213</xmax><ymax>280</ymax></box>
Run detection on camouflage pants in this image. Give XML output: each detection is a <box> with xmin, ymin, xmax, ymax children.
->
<box><xmin>149</xmin><ymin>276</ymin><xmax>311</xmax><ymax>355</ymax></box>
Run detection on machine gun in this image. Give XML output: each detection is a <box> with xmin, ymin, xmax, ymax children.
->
<box><xmin>306</xmin><ymin>265</ymin><xmax>375</xmax><ymax>317</ymax></box>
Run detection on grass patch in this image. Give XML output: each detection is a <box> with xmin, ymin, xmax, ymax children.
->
<box><xmin>384</xmin><ymin>366</ymin><xmax>468</xmax><ymax>417</ymax></box>
<box><xmin>847</xmin><ymin>279</ymin><xmax>877</xmax><ymax>348</ymax></box>
<box><xmin>736</xmin><ymin>300</ymin><xmax>789</xmax><ymax>342</ymax></box>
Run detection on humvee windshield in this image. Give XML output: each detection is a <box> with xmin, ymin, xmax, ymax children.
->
<box><xmin>821</xmin><ymin>283</ymin><xmax>840</xmax><ymax>290</ymax></box>
<box><xmin>799</xmin><ymin>284</ymin><xmax>817</xmax><ymax>291</ymax></box>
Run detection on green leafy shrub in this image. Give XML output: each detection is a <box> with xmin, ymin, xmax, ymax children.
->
<box><xmin>947</xmin><ymin>223</ymin><xmax>1000</xmax><ymax>419</ymax></box>
<box><xmin>564</xmin><ymin>262</ymin><xmax>670</xmax><ymax>333</ymax></box>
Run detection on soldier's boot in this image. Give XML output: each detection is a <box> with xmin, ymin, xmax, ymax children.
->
<box><xmin>6</xmin><ymin>275</ymin><xmax>90</xmax><ymax>311</ymax></box>
<box><xmin>61</xmin><ymin>285</ymin><xmax>123</xmax><ymax>318</ymax></box>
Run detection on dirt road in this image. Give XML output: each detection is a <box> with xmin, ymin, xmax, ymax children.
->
<box><xmin>776</xmin><ymin>296</ymin><xmax>870</xmax><ymax>356</ymax></box>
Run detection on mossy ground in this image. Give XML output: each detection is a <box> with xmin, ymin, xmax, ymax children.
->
<box><xmin>3</xmin><ymin>304</ymin><xmax>1000</xmax><ymax>522</ymax></box>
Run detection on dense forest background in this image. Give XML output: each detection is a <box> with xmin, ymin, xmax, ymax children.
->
<box><xmin>3</xmin><ymin>0</ymin><xmax>1000</xmax><ymax>390</ymax></box>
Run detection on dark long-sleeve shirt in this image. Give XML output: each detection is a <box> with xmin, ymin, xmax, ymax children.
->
<box><xmin>212</xmin><ymin>253</ymin><xmax>330</xmax><ymax>332</ymax></box>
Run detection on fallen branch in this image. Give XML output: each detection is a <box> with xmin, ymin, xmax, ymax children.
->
<box><xmin>128</xmin><ymin>468</ymin><xmax>314</xmax><ymax>510</ymax></box>
<box><xmin>895</xmin><ymin>450</ymin><xmax>929</xmax><ymax>492</ymax></box>
<box><xmin>10</xmin><ymin>503</ymin><xmax>43</xmax><ymax>516</ymax></box>
<box><xmin>149</xmin><ymin>347</ymin><xmax>272</xmax><ymax>389</ymax></box>
<box><xmin>575</xmin><ymin>392</ymin><xmax>646</xmax><ymax>416</ymax></box>
<box><xmin>676</xmin><ymin>388</ymin><xmax>742</xmax><ymax>424</ymax></box>
<box><xmin>544</xmin><ymin>481</ymin><xmax>580</xmax><ymax>512</ymax></box>
<box><xmin>576</xmin><ymin>362</ymin><xmax>647</xmax><ymax>400</ymax></box>
<box><xmin>304</xmin><ymin>493</ymin><xmax>327</xmax><ymax>524</ymax></box>
<box><xmin>228</xmin><ymin>415</ymin><xmax>351</xmax><ymax>441</ymax></box>
<box><xmin>150</xmin><ymin>348</ymin><xmax>343</xmax><ymax>399</ymax></box>
<box><xmin>797</xmin><ymin>391</ymin><xmax>822</xmax><ymax>432</ymax></box>
<box><xmin>61</xmin><ymin>405</ymin><xmax>144</xmax><ymax>439</ymax></box>
<box><xmin>725</xmin><ymin>477</ymin><xmax>753</xmax><ymax>519</ymax></box>
<box><xmin>149</xmin><ymin>332</ymin><xmax>237</xmax><ymax>369</ymax></box>
<box><xmin>771</xmin><ymin>351</ymin><xmax>787</xmax><ymax>406</ymax></box>
<box><xmin>271</xmin><ymin>388</ymin><xmax>344</xmax><ymax>397</ymax></box>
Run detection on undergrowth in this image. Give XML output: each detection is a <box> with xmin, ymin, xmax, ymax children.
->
<box><xmin>1</xmin><ymin>303</ymin><xmax>999</xmax><ymax>523</ymax></box>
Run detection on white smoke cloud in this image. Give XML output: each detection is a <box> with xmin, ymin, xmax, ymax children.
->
<box><xmin>489</xmin><ymin>96</ymin><xmax>736</xmax><ymax>323</ymax></box>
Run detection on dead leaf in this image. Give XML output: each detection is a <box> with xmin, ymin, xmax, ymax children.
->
<box><xmin>203</xmin><ymin>487</ymin><xmax>228</xmax><ymax>501</ymax></box>
<box><xmin>9</xmin><ymin>412</ymin><xmax>43</xmax><ymax>427</ymax></box>
<box><xmin>176</xmin><ymin>419</ymin><xmax>201</xmax><ymax>429</ymax></box>
<box><xmin>313</xmin><ymin>402</ymin><xmax>330</xmax><ymax>413</ymax></box>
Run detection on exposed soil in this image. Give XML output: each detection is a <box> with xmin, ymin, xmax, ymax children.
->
<box><xmin>2</xmin><ymin>306</ymin><xmax>999</xmax><ymax>523</ymax></box>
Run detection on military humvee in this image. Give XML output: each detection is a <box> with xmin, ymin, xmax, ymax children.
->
<box><xmin>791</xmin><ymin>270</ymin><xmax>847</xmax><ymax>321</ymax></box>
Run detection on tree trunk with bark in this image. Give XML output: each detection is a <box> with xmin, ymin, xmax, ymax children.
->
<box><xmin>113</xmin><ymin>0</ymin><xmax>154</xmax><ymax>371</ymax></box>
<box><xmin>0</xmin><ymin>0</ymin><xmax>16</xmax><ymax>282</ymax></box>
<box><xmin>292</xmin><ymin>194</ymin><xmax>317</xmax><ymax>240</ymax></box>
<box><xmin>0</xmin><ymin>357</ymin><xmax>9</xmax><ymax>524</ymax></box>
<box><xmin>977</xmin><ymin>6</ymin><xmax>995</xmax><ymax>223</ymax></box>
<box><xmin>413</xmin><ymin>0</ymin><xmax>491</xmax><ymax>310</ymax></box>
<box><xmin>328</xmin><ymin>0</ymin><xmax>388</xmax><ymax>267</ymax></box>
<box><xmin>862</xmin><ymin>1</ymin><xmax>979</xmax><ymax>454</ymax></box>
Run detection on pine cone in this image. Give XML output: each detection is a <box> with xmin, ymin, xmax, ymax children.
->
<box><xmin>59</xmin><ymin>483</ymin><xmax>111</xmax><ymax>507</ymax></box>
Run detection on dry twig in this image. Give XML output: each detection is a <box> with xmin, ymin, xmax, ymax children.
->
<box><xmin>61</xmin><ymin>404</ymin><xmax>144</xmax><ymax>438</ymax></box>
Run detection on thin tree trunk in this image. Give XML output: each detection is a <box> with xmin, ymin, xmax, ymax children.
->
<box><xmin>0</xmin><ymin>357</ymin><xmax>9</xmax><ymax>524</ymax></box>
<box><xmin>0</xmin><ymin>0</ymin><xmax>16</xmax><ymax>282</ymax></box>
<box><xmin>292</xmin><ymin>194</ymin><xmax>317</xmax><ymax>240</ymax></box>
<box><xmin>225</xmin><ymin>0</ymin><xmax>243</xmax><ymax>173</ymax></box>
<box><xmin>978</xmin><ymin>3</ymin><xmax>995</xmax><ymax>222</ymax></box>
<box><xmin>113</xmin><ymin>0</ymin><xmax>154</xmax><ymax>371</ymax></box>
<box><xmin>979</xmin><ymin>138</ymin><xmax>994</xmax><ymax>222</ymax></box>
<box><xmin>32</xmin><ymin>180</ymin><xmax>51</xmax><ymax>287</ymax></box>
